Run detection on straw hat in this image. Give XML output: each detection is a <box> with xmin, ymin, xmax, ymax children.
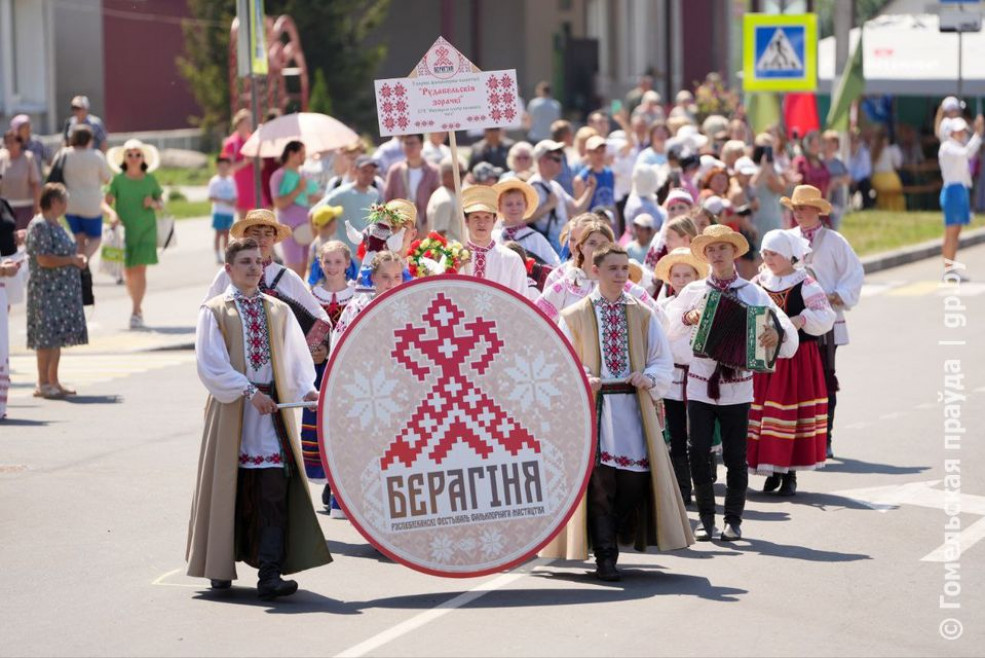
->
<box><xmin>655</xmin><ymin>246</ymin><xmax>709</xmax><ymax>281</ymax></box>
<box><xmin>690</xmin><ymin>224</ymin><xmax>750</xmax><ymax>262</ymax></box>
<box><xmin>462</xmin><ymin>186</ymin><xmax>498</xmax><ymax>215</ymax></box>
<box><xmin>780</xmin><ymin>184</ymin><xmax>833</xmax><ymax>215</ymax></box>
<box><xmin>230</xmin><ymin>209</ymin><xmax>291</xmax><ymax>243</ymax></box>
<box><xmin>107</xmin><ymin>138</ymin><xmax>160</xmax><ymax>173</ymax></box>
<box><xmin>493</xmin><ymin>179</ymin><xmax>539</xmax><ymax>219</ymax></box>
<box><xmin>384</xmin><ymin>198</ymin><xmax>418</xmax><ymax>227</ymax></box>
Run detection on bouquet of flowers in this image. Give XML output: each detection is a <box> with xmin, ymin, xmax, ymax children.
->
<box><xmin>406</xmin><ymin>232</ymin><xmax>470</xmax><ymax>278</ymax></box>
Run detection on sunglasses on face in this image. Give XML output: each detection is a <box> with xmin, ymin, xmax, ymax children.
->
<box><xmin>546</xmin><ymin>155</ymin><xmax>563</xmax><ymax>162</ymax></box>
<box><xmin>126</xmin><ymin>152</ymin><xmax>143</xmax><ymax>159</ymax></box>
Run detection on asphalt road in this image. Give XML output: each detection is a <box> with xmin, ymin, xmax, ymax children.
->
<box><xmin>2</xmin><ymin>225</ymin><xmax>983</xmax><ymax>657</ymax></box>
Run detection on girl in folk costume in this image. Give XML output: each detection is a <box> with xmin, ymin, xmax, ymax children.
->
<box><xmin>651</xmin><ymin>215</ymin><xmax>699</xmax><ymax>300</ymax></box>
<box><xmin>665</xmin><ymin>225</ymin><xmax>799</xmax><ymax>542</ymax></box>
<box><xmin>541</xmin><ymin>244</ymin><xmax>692</xmax><ymax>581</ymax></box>
<box><xmin>492</xmin><ymin>179</ymin><xmax>561</xmax><ymax>266</ymax></box>
<box><xmin>458</xmin><ymin>186</ymin><xmax>529</xmax><ymax>296</ymax></box>
<box><xmin>543</xmin><ymin>212</ymin><xmax>604</xmax><ymax>288</ymax></box>
<box><xmin>748</xmin><ymin>230</ymin><xmax>836</xmax><ymax>496</ymax></box>
<box><xmin>534</xmin><ymin>219</ymin><xmax>666</xmax><ymax>324</ymax></box>
<box><xmin>654</xmin><ymin>248</ymin><xmax>708</xmax><ymax>504</ymax></box>
<box><xmin>205</xmin><ymin>210</ymin><xmax>332</xmax><ymax>350</ymax></box>
<box><xmin>304</xmin><ymin>203</ymin><xmax>344</xmax><ymax>286</ymax></box>
<box><xmin>189</xmin><ymin>238</ymin><xmax>331</xmax><ymax>600</ymax></box>
<box><xmin>781</xmin><ymin>185</ymin><xmax>864</xmax><ymax>459</ymax></box>
<box><xmin>300</xmin><ymin>240</ymin><xmax>357</xmax><ymax>514</ymax></box>
<box><xmin>643</xmin><ymin>188</ymin><xmax>695</xmax><ymax>269</ymax></box>
<box><xmin>330</xmin><ymin>251</ymin><xmax>406</xmax><ymax>349</ymax></box>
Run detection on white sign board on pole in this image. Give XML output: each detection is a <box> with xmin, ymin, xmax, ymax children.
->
<box><xmin>374</xmin><ymin>37</ymin><xmax>523</xmax><ymax>136</ymax></box>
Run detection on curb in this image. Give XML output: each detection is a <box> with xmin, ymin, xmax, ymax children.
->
<box><xmin>861</xmin><ymin>227</ymin><xmax>985</xmax><ymax>275</ymax></box>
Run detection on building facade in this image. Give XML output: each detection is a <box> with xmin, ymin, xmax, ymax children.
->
<box><xmin>0</xmin><ymin>0</ymin><xmax>199</xmax><ymax>136</ymax></box>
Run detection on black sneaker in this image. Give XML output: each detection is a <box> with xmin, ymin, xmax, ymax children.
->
<box><xmin>721</xmin><ymin>523</ymin><xmax>742</xmax><ymax>541</ymax></box>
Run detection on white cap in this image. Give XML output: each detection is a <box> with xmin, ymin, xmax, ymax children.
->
<box><xmin>702</xmin><ymin>195</ymin><xmax>731</xmax><ymax>216</ymax></box>
<box><xmin>585</xmin><ymin>135</ymin><xmax>607</xmax><ymax>151</ymax></box>
<box><xmin>533</xmin><ymin>139</ymin><xmax>565</xmax><ymax>160</ymax></box>
<box><xmin>734</xmin><ymin>156</ymin><xmax>759</xmax><ymax>176</ymax></box>
<box><xmin>942</xmin><ymin>96</ymin><xmax>963</xmax><ymax>112</ymax></box>
<box><xmin>676</xmin><ymin>124</ymin><xmax>709</xmax><ymax>150</ymax></box>
<box><xmin>70</xmin><ymin>95</ymin><xmax>90</xmax><ymax>110</ymax></box>
<box><xmin>699</xmin><ymin>154</ymin><xmax>726</xmax><ymax>178</ymax></box>
<box><xmin>632</xmin><ymin>213</ymin><xmax>655</xmax><ymax>228</ymax></box>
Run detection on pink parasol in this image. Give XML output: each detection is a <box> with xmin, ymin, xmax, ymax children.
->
<box><xmin>240</xmin><ymin>112</ymin><xmax>359</xmax><ymax>158</ymax></box>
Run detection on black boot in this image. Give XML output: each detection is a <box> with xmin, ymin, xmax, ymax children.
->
<box><xmin>257</xmin><ymin>527</ymin><xmax>298</xmax><ymax>600</ymax></box>
<box><xmin>210</xmin><ymin>579</ymin><xmax>231</xmax><ymax>590</ymax></box>
<box><xmin>778</xmin><ymin>472</ymin><xmax>797</xmax><ymax>497</ymax></box>
<box><xmin>763</xmin><ymin>474</ymin><xmax>781</xmax><ymax>493</ymax></box>
<box><xmin>671</xmin><ymin>455</ymin><xmax>693</xmax><ymax>505</ymax></box>
<box><xmin>591</xmin><ymin>517</ymin><xmax>620</xmax><ymax>582</ymax></box>
<box><xmin>693</xmin><ymin>482</ymin><xmax>717</xmax><ymax>541</ymax></box>
<box><xmin>321</xmin><ymin>484</ymin><xmax>332</xmax><ymax>509</ymax></box>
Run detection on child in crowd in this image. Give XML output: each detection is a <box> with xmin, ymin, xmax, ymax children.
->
<box><xmin>208</xmin><ymin>156</ymin><xmax>238</xmax><ymax>264</ymax></box>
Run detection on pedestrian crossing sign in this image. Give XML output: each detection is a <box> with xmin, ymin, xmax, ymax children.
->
<box><xmin>743</xmin><ymin>13</ymin><xmax>817</xmax><ymax>92</ymax></box>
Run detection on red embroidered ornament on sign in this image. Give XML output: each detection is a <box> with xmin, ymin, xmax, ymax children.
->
<box><xmin>319</xmin><ymin>277</ymin><xmax>596</xmax><ymax>577</ymax></box>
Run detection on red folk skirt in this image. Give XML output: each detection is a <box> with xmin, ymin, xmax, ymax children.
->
<box><xmin>747</xmin><ymin>341</ymin><xmax>828</xmax><ymax>474</ymax></box>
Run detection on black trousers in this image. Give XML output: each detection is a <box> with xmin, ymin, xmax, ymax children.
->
<box><xmin>236</xmin><ymin>467</ymin><xmax>289</xmax><ymax>569</ymax></box>
<box><xmin>664</xmin><ymin>398</ymin><xmax>691</xmax><ymax>498</ymax></box>
<box><xmin>587</xmin><ymin>465</ymin><xmax>650</xmax><ymax>561</ymax></box>
<box><xmin>823</xmin><ymin>345</ymin><xmax>839</xmax><ymax>444</ymax></box>
<box><xmin>852</xmin><ymin>177</ymin><xmax>874</xmax><ymax>209</ymax></box>
<box><xmin>688</xmin><ymin>400</ymin><xmax>750</xmax><ymax>527</ymax></box>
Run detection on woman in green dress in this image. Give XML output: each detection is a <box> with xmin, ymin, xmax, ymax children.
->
<box><xmin>105</xmin><ymin>139</ymin><xmax>163</xmax><ymax>329</ymax></box>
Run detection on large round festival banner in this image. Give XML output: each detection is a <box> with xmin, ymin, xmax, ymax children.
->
<box><xmin>319</xmin><ymin>276</ymin><xmax>596</xmax><ymax>577</ymax></box>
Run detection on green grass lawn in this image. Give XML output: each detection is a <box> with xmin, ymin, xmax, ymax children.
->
<box><xmin>155</xmin><ymin>164</ymin><xmax>215</xmax><ymax>187</ymax></box>
<box><xmin>167</xmin><ymin>199</ymin><xmax>212</xmax><ymax>220</ymax></box>
<box><xmin>839</xmin><ymin>210</ymin><xmax>985</xmax><ymax>257</ymax></box>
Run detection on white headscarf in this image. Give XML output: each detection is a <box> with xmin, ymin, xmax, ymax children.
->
<box><xmin>761</xmin><ymin>229</ymin><xmax>811</xmax><ymax>263</ymax></box>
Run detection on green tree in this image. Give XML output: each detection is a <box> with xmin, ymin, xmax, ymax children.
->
<box><xmin>308</xmin><ymin>68</ymin><xmax>333</xmax><ymax>116</ymax></box>
<box><xmin>177</xmin><ymin>0</ymin><xmax>236</xmax><ymax>142</ymax></box>
<box><xmin>178</xmin><ymin>0</ymin><xmax>390</xmax><ymax>139</ymax></box>
<box><xmin>266</xmin><ymin>0</ymin><xmax>390</xmax><ymax>133</ymax></box>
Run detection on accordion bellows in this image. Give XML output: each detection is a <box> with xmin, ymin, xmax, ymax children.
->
<box><xmin>690</xmin><ymin>289</ymin><xmax>783</xmax><ymax>373</ymax></box>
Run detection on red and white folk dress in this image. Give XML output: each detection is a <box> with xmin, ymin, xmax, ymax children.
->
<box><xmin>747</xmin><ymin>270</ymin><xmax>836</xmax><ymax>474</ymax></box>
<box><xmin>300</xmin><ymin>284</ymin><xmax>355</xmax><ymax>482</ymax></box>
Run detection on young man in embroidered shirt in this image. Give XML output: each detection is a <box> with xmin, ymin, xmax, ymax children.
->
<box><xmin>205</xmin><ymin>209</ymin><xmax>331</xmax><ymax>354</ymax></box>
<box><xmin>666</xmin><ymin>225</ymin><xmax>798</xmax><ymax>542</ymax></box>
<box><xmin>544</xmin><ymin>244</ymin><xmax>691</xmax><ymax>582</ymax></box>
<box><xmin>782</xmin><ymin>185</ymin><xmax>864</xmax><ymax>458</ymax></box>
<box><xmin>188</xmin><ymin>238</ymin><xmax>331</xmax><ymax>600</ymax></box>
<box><xmin>459</xmin><ymin>186</ymin><xmax>529</xmax><ymax>295</ymax></box>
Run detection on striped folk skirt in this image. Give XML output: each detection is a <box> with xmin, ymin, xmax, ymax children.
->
<box><xmin>747</xmin><ymin>341</ymin><xmax>829</xmax><ymax>474</ymax></box>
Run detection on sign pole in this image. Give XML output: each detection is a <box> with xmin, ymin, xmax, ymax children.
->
<box><xmin>448</xmin><ymin>130</ymin><xmax>467</xmax><ymax>241</ymax></box>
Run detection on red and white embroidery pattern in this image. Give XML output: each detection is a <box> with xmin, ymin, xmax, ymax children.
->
<box><xmin>381</xmin><ymin>292</ymin><xmax>540</xmax><ymax>469</ymax></box>
<box><xmin>239</xmin><ymin>453</ymin><xmax>284</xmax><ymax>466</ymax></box>
<box><xmin>594</xmin><ymin>296</ymin><xmax>629</xmax><ymax>377</ymax></box>
<box><xmin>600</xmin><ymin>451</ymin><xmax>650</xmax><ymax>470</ymax></box>
<box><xmin>467</xmin><ymin>242</ymin><xmax>492</xmax><ymax>279</ymax></box>
<box><xmin>236</xmin><ymin>294</ymin><xmax>270</xmax><ymax>371</ymax></box>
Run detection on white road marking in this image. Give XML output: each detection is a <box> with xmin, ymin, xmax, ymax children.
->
<box><xmin>835</xmin><ymin>480</ymin><xmax>985</xmax><ymax>562</ymax></box>
<box><xmin>335</xmin><ymin>558</ymin><xmax>552</xmax><ymax>658</ymax></box>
